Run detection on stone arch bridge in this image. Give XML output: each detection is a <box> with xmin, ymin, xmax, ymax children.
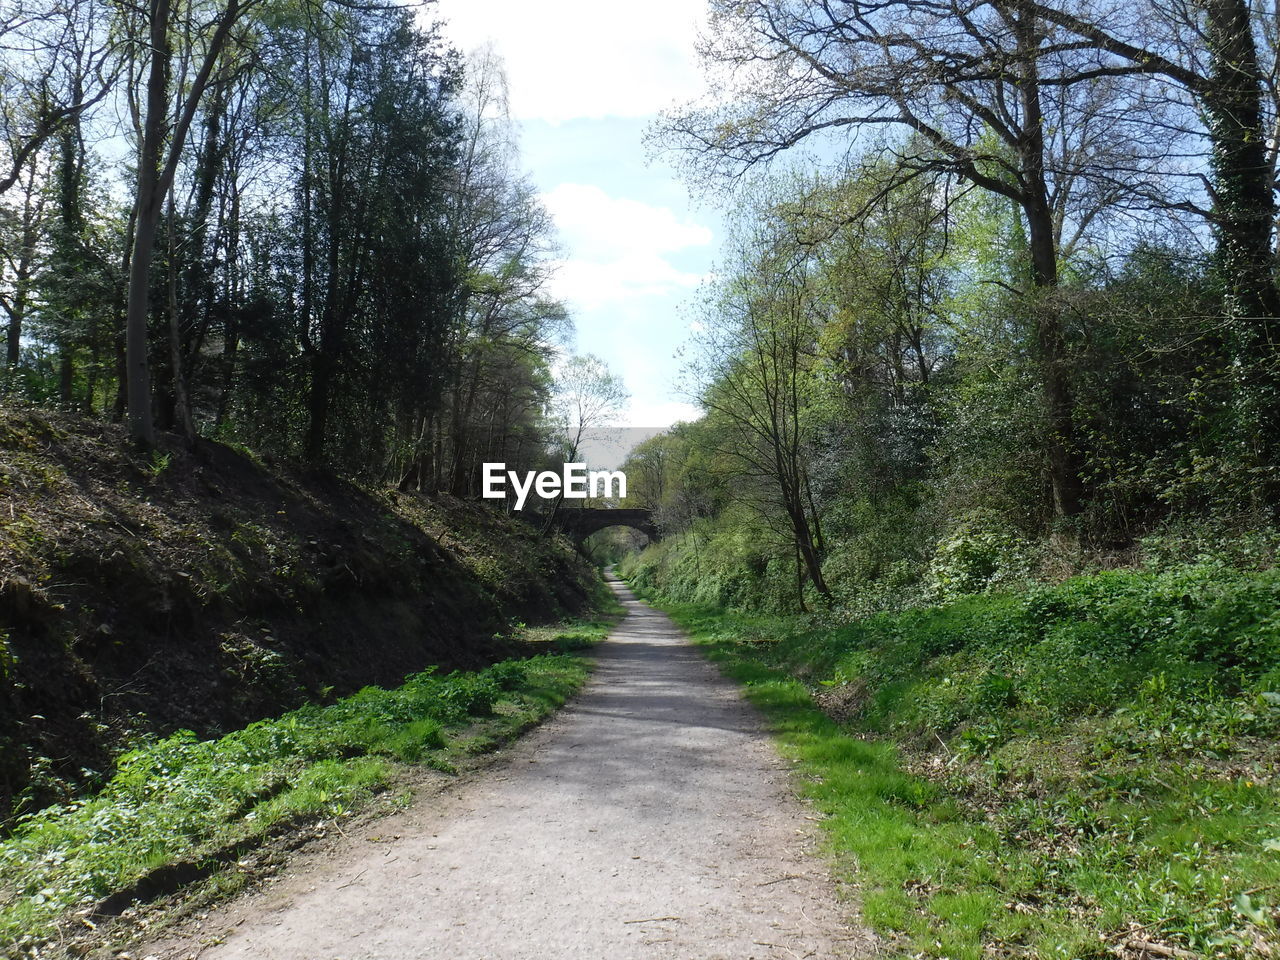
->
<box><xmin>549</xmin><ymin>508</ymin><xmax>658</xmax><ymax>544</ymax></box>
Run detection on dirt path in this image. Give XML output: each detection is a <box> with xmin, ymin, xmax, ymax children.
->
<box><xmin>144</xmin><ymin>577</ymin><xmax>872</xmax><ymax>960</ymax></box>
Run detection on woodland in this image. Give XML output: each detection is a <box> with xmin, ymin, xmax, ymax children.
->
<box><xmin>0</xmin><ymin>0</ymin><xmax>620</xmax><ymax>487</ymax></box>
<box><xmin>4</xmin><ymin>0</ymin><xmax>1280</xmax><ymax>955</ymax></box>
<box><xmin>613</xmin><ymin>2</ymin><xmax>1280</xmax><ymax>953</ymax></box>
<box><xmin>622</xmin><ymin>0</ymin><xmax>1280</xmax><ymax>609</ymax></box>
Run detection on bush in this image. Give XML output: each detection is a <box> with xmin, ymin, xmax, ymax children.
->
<box><xmin>622</xmin><ymin>511</ymin><xmax>803</xmax><ymax>611</ymax></box>
<box><xmin>758</xmin><ymin>563</ymin><xmax>1280</xmax><ymax>742</ymax></box>
<box><xmin>925</xmin><ymin>514</ymin><xmax>1035</xmax><ymax>602</ymax></box>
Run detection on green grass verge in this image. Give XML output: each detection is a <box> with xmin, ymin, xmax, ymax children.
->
<box><xmin>647</xmin><ymin>566</ymin><xmax>1280</xmax><ymax>959</ymax></box>
<box><xmin>0</xmin><ymin>617</ymin><xmax>613</xmax><ymax>956</ymax></box>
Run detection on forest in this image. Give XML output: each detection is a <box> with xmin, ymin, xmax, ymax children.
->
<box><xmin>621</xmin><ymin>0</ymin><xmax>1280</xmax><ymax>610</ymax></box>
<box><xmin>4</xmin><ymin>0</ymin><xmax>1280</xmax><ymax>957</ymax></box>
<box><xmin>0</xmin><ymin>0</ymin><xmax>620</xmax><ymax>488</ymax></box>
<box><xmin>612</xmin><ymin>1</ymin><xmax>1280</xmax><ymax>954</ymax></box>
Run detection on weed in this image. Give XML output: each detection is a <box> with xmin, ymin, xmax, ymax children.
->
<box><xmin>0</xmin><ymin>619</ymin><xmax>606</xmax><ymax>955</ymax></box>
<box><xmin>649</xmin><ymin>562</ymin><xmax>1280</xmax><ymax>957</ymax></box>
<box><xmin>141</xmin><ymin>451</ymin><xmax>173</xmax><ymax>479</ymax></box>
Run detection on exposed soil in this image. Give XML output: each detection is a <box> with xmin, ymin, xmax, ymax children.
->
<box><xmin>0</xmin><ymin>407</ymin><xmax>601</xmax><ymax>820</ymax></box>
<box><xmin>139</xmin><ymin>576</ymin><xmax>876</xmax><ymax>960</ymax></box>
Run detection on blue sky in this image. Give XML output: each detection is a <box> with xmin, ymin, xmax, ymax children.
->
<box><xmin>430</xmin><ymin>0</ymin><xmax>719</xmax><ymax>428</ymax></box>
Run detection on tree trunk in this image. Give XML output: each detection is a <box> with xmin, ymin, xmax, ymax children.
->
<box><xmin>53</xmin><ymin>119</ymin><xmax>85</xmax><ymax>407</ymax></box>
<box><xmin>124</xmin><ymin>0</ymin><xmax>244</xmax><ymax>448</ymax></box>
<box><xmin>125</xmin><ymin>197</ymin><xmax>160</xmax><ymax>445</ymax></box>
<box><xmin>305</xmin><ymin>348</ymin><xmax>333</xmax><ymax>462</ymax></box>
<box><xmin>4</xmin><ymin>160</ymin><xmax>45</xmax><ymax>369</ymax></box>
<box><xmin>793</xmin><ymin>542</ymin><xmax>809</xmax><ymax>613</ymax></box>
<box><xmin>59</xmin><ymin>353</ymin><xmax>74</xmax><ymax>405</ymax></box>
<box><xmin>167</xmin><ymin>195</ymin><xmax>195</xmax><ymax>442</ymax></box>
<box><xmin>5</xmin><ymin>309</ymin><xmax>18</xmax><ymax>367</ymax></box>
<box><xmin>113</xmin><ymin>329</ymin><xmax>127</xmax><ymax>420</ymax></box>
<box><xmin>1027</xmin><ymin>202</ymin><xmax>1084</xmax><ymax>519</ymax></box>
<box><xmin>1017</xmin><ymin>6</ymin><xmax>1084</xmax><ymax>519</ymax></box>
<box><xmin>167</xmin><ymin>305</ymin><xmax>195</xmax><ymax>441</ymax></box>
<box><xmin>113</xmin><ymin>203</ymin><xmax>137</xmax><ymax>422</ymax></box>
<box><xmin>792</xmin><ymin>508</ymin><xmax>830</xmax><ymax>600</ymax></box>
<box><xmin>124</xmin><ymin>0</ymin><xmax>171</xmax><ymax>448</ymax></box>
<box><xmin>1202</xmin><ymin>0</ymin><xmax>1280</xmax><ymax>490</ymax></box>
<box><xmin>781</xmin><ymin>465</ymin><xmax>830</xmax><ymax>600</ymax></box>
<box><xmin>214</xmin><ymin>310</ymin><xmax>238</xmax><ymax>429</ymax></box>
<box><xmin>1204</xmin><ymin>0</ymin><xmax>1279</xmax><ymax>324</ymax></box>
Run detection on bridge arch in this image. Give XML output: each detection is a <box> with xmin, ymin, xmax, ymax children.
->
<box><xmin>550</xmin><ymin>508</ymin><xmax>658</xmax><ymax>544</ymax></box>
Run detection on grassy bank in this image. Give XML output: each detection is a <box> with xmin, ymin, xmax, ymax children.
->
<box><xmin>642</xmin><ymin>564</ymin><xmax>1280</xmax><ymax>958</ymax></box>
<box><xmin>0</xmin><ymin>617</ymin><xmax>611</xmax><ymax>958</ymax></box>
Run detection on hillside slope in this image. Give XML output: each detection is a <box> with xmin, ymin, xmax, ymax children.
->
<box><xmin>0</xmin><ymin>407</ymin><xmax>603</xmax><ymax>821</ymax></box>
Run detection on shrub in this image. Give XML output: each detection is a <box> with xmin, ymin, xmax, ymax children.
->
<box><xmin>925</xmin><ymin>514</ymin><xmax>1035</xmax><ymax>602</ymax></box>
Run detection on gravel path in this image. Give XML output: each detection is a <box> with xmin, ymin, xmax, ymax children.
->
<box><xmin>145</xmin><ymin>576</ymin><xmax>872</xmax><ymax>960</ymax></box>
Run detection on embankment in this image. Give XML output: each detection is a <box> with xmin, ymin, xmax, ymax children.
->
<box><xmin>0</xmin><ymin>407</ymin><xmax>604</xmax><ymax>820</ymax></box>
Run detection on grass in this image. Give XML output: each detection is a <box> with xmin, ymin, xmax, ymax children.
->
<box><xmin>0</xmin><ymin>617</ymin><xmax>614</xmax><ymax>957</ymax></box>
<box><xmin>645</xmin><ymin>564</ymin><xmax>1280</xmax><ymax>958</ymax></box>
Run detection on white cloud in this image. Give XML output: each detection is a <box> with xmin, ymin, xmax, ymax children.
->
<box><xmin>547</xmin><ymin>255</ymin><xmax>705</xmax><ymax>310</ymax></box>
<box><xmin>429</xmin><ymin>0</ymin><xmax>706</xmax><ymax>123</ymax></box>
<box><xmin>540</xmin><ymin>183</ymin><xmax>711</xmax><ymax>309</ymax></box>
<box><xmin>422</xmin><ymin>4</ymin><xmax>718</xmax><ymax>437</ymax></box>
<box><xmin>542</xmin><ymin>183</ymin><xmax>712</xmax><ymax>257</ymax></box>
<box><xmin>624</xmin><ymin>399</ymin><xmax>703</xmax><ymax>428</ymax></box>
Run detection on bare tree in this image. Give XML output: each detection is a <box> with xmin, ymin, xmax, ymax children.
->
<box><xmin>0</xmin><ymin>0</ymin><xmax>115</xmax><ymax>199</ymax></box>
<box><xmin>554</xmin><ymin>353</ymin><xmax>629</xmax><ymax>465</ymax></box>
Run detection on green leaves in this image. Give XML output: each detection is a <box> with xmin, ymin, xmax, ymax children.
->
<box><xmin>658</xmin><ymin>565</ymin><xmax>1280</xmax><ymax>957</ymax></box>
<box><xmin>1233</xmin><ymin>892</ymin><xmax>1267</xmax><ymax>924</ymax></box>
<box><xmin>0</xmin><ymin>651</ymin><xmax>590</xmax><ymax>952</ymax></box>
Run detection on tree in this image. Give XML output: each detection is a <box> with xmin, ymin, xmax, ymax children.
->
<box><xmin>123</xmin><ymin>0</ymin><xmax>258</xmax><ymax>446</ymax></box>
<box><xmin>0</xmin><ymin>0</ymin><xmax>115</xmax><ymax>199</ymax></box>
<box><xmin>659</xmin><ymin>0</ymin><xmax>1168</xmax><ymax>519</ymax></box>
<box><xmin>0</xmin><ymin>0</ymin><xmax>587</xmax><ymax>501</ymax></box>
<box><xmin>431</xmin><ymin>47</ymin><xmax>565</xmax><ymax>495</ymax></box>
<box><xmin>284</xmin><ymin>3</ymin><xmax>461</xmax><ymax>467</ymax></box>
<box><xmin>553</xmin><ymin>353</ymin><xmax>628</xmax><ymax>465</ymax></box>
<box><xmin>1009</xmin><ymin>0</ymin><xmax>1280</xmax><ymax>498</ymax></box>
<box><xmin>693</xmin><ymin>196</ymin><xmax>831</xmax><ymax>605</ymax></box>
<box><xmin>0</xmin><ymin>152</ymin><xmax>46</xmax><ymax>372</ymax></box>
<box><xmin>790</xmin><ymin>166</ymin><xmax>951</xmax><ymax>517</ymax></box>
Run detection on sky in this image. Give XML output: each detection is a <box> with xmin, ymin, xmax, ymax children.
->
<box><xmin>429</xmin><ymin>0</ymin><xmax>717</xmax><ymax>429</ymax></box>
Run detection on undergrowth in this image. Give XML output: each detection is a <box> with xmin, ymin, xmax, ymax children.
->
<box><xmin>0</xmin><ymin>618</ymin><xmax>611</xmax><ymax>957</ymax></box>
<box><xmin>643</xmin><ymin>563</ymin><xmax>1280</xmax><ymax>958</ymax></box>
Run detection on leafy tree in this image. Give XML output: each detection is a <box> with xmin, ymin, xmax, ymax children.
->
<box><xmin>691</xmin><ymin>191</ymin><xmax>831</xmax><ymax>605</ymax></box>
<box><xmin>659</xmin><ymin>0</ymin><xmax>1172</xmax><ymax>517</ymax></box>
